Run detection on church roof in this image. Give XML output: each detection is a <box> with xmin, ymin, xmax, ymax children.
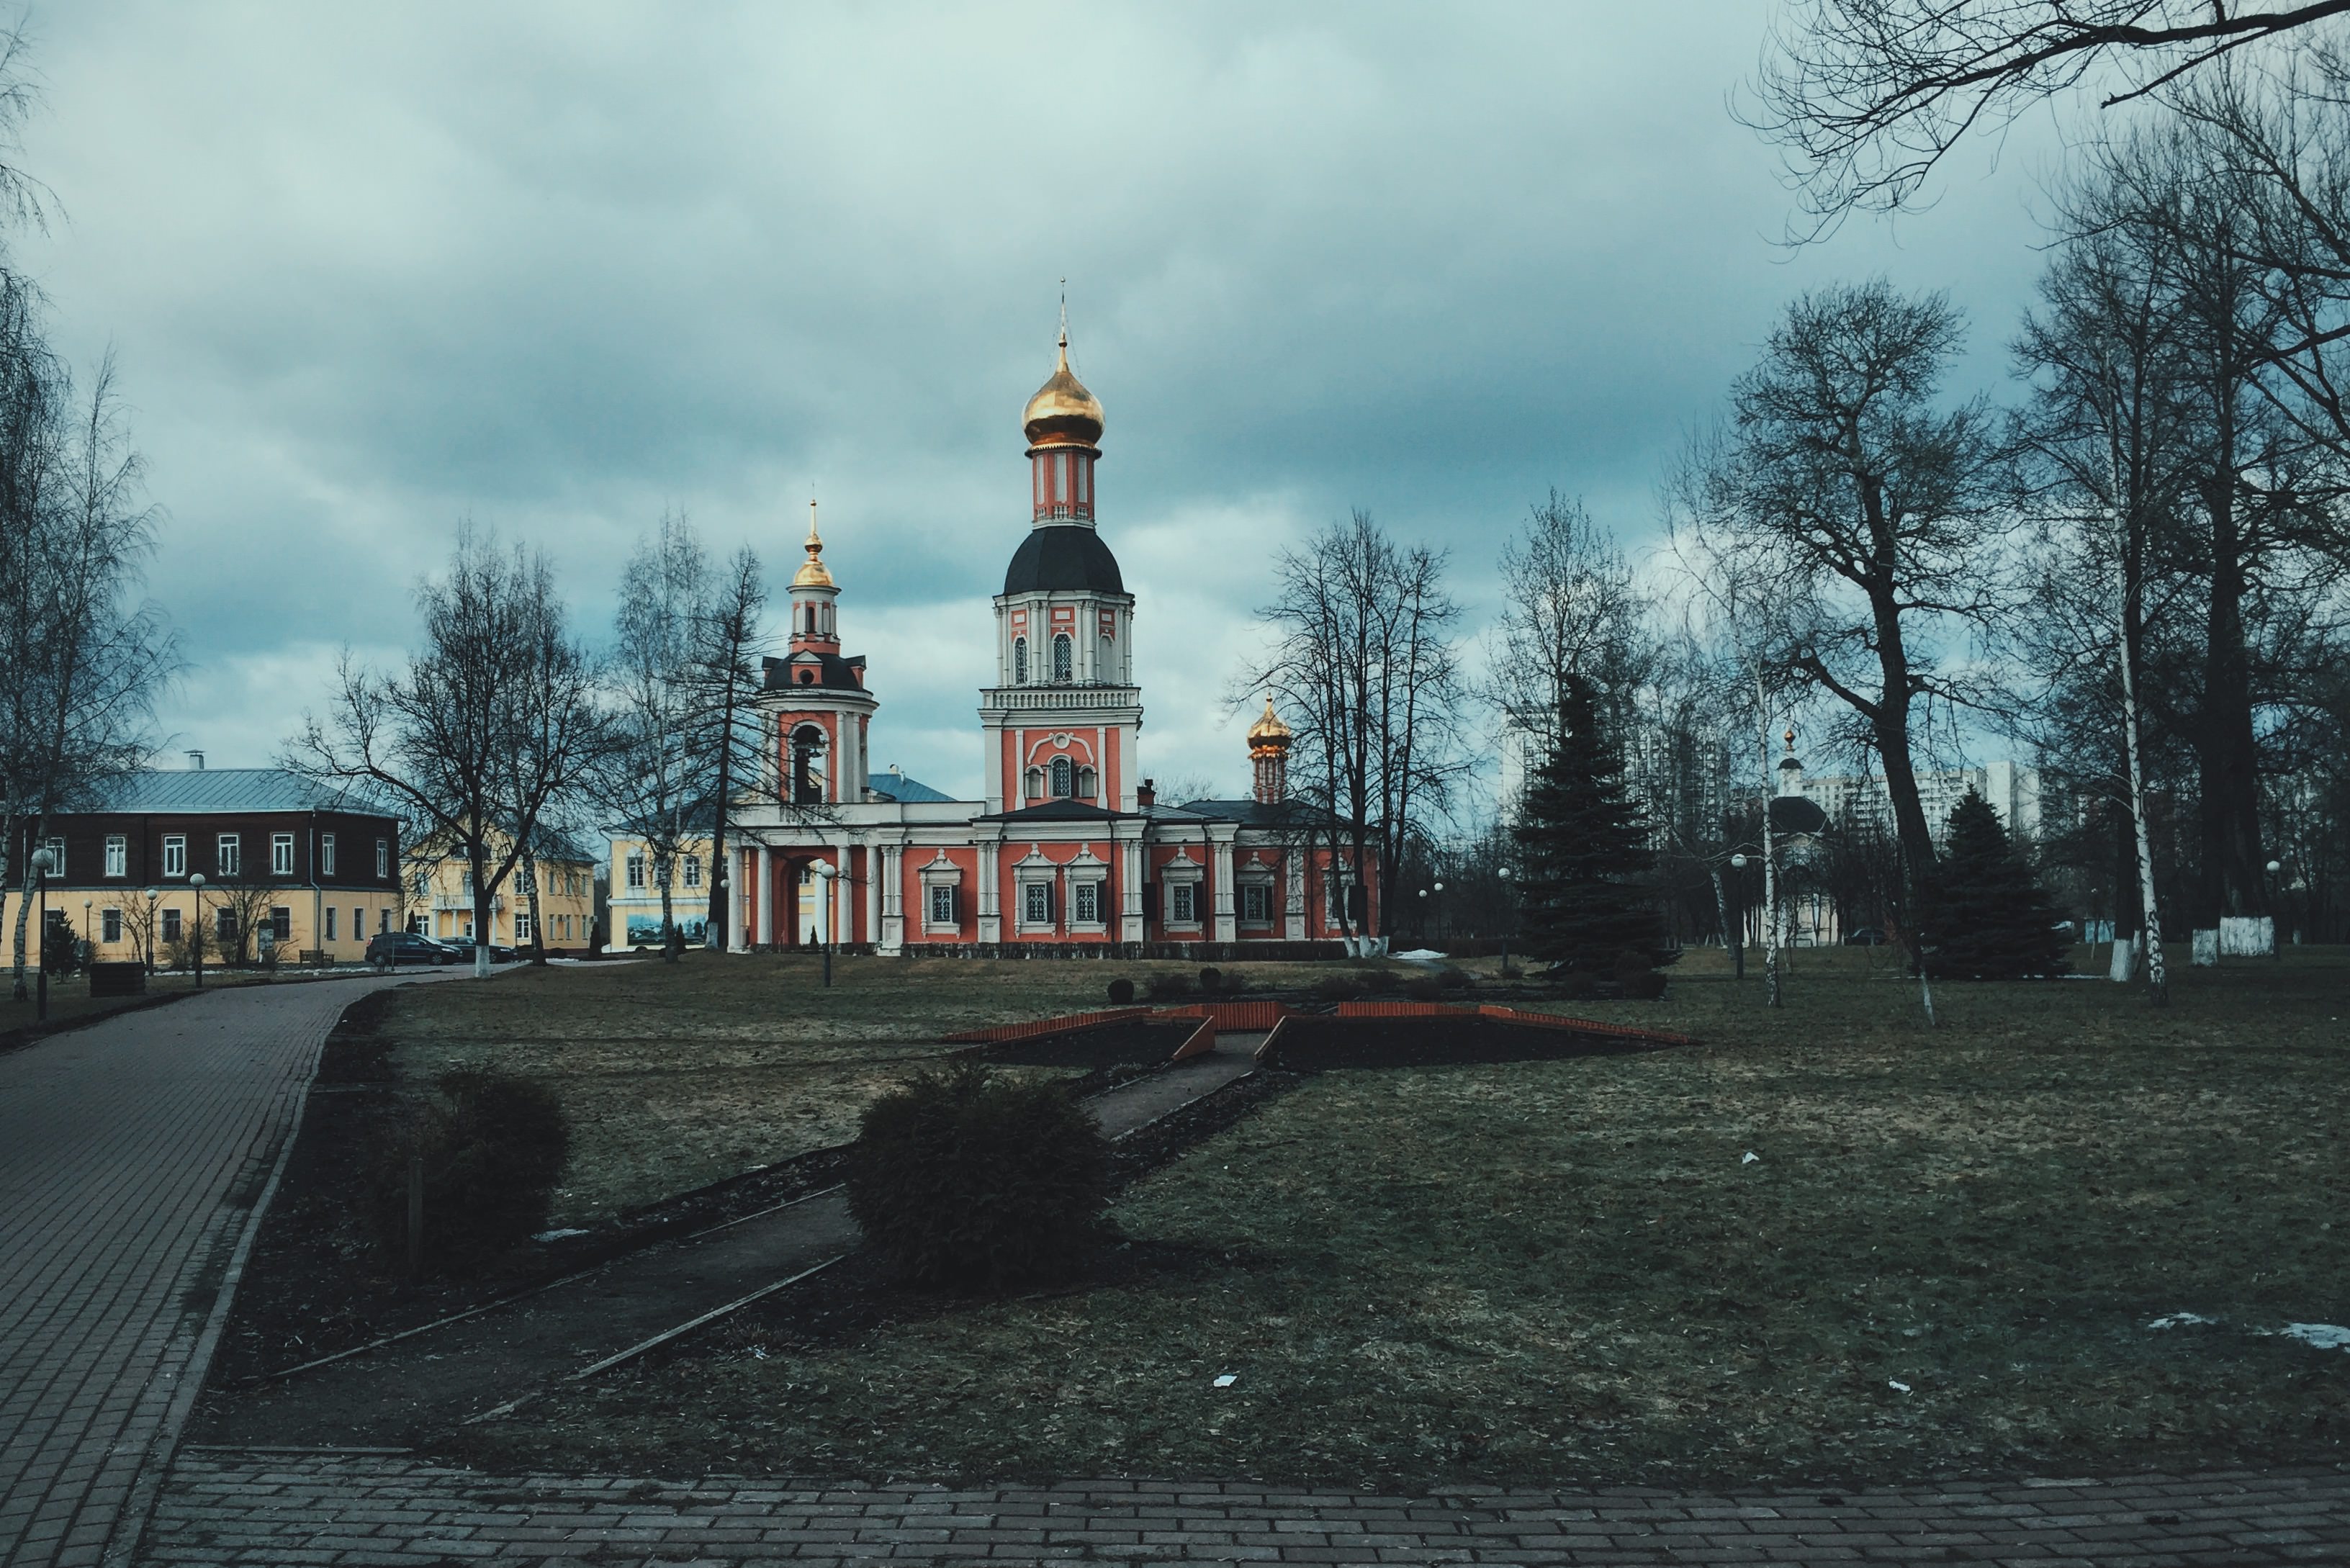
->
<box><xmin>1770</xmin><ymin>794</ymin><xmax>1829</xmax><ymax>837</ymax></box>
<box><xmin>868</xmin><ymin>768</ymin><xmax>955</xmax><ymax>803</ymax></box>
<box><xmin>976</xmin><ymin>798</ymin><xmax>1138</xmax><ymax>824</ymax></box>
<box><xmin>1003</xmin><ymin>524</ymin><xmax>1125</xmax><ymax>596</ymax></box>
<box><xmin>762</xmin><ymin>651</ymin><xmax>866</xmax><ymax>693</ymax></box>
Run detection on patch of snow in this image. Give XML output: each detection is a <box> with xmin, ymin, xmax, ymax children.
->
<box><xmin>2146</xmin><ymin>1312</ymin><xmax>2218</xmax><ymax>1330</ymax></box>
<box><xmin>1888</xmin><ymin>1380</ymin><xmax>1911</xmax><ymax>1393</ymax></box>
<box><xmin>533</xmin><ymin>1227</ymin><xmax>590</xmax><ymax>1243</ymax></box>
<box><xmin>1391</xmin><ymin>949</ymin><xmax>1447</xmax><ymax>965</ymax></box>
<box><xmin>2275</xmin><ymin>1323</ymin><xmax>2350</xmax><ymax>1351</ymax></box>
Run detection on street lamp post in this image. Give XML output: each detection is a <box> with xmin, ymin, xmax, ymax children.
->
<box><xmin>189</xmin><ymin>873</ymin><xmax>207</xmax><ymax>991</ymax></box>
<box><xmin>814</xmin><ymin>862</ymin><xmax>837</xmax><ymax>988</ymax></box>
<box><xmin>1432</xmin><ymin>880</ymin><xmax>1445</xmax><ymax>946</ymax></box>
<box><xmin>2266</xmin><ymin>859</ymin><xmax>2284</xmax><ymax>960</ymax></box>
<box><xmin>1497</xmin><ymin>866</ymin><xmax>1514</xmax><ymax>978</ymax></box>
<box><xmin>30</xmin><ymin>847</ymin><xmax>53</xmax><ymax>1021</ymax></box>
<box><xmin>1727</xmin><ymin>853</ymin><xmax>1749</xmax><ymax>981</ymax></box>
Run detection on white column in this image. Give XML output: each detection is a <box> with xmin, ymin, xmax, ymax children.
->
<box><xmin>1120</xmin><ymin>834</ymin><xmax>1145</xmax><ymax>945</ymax></box>
<box><xmin>1211</xmin><ymin>831</ymin><xmax>1238</xmax><ymax>943</ymax></box>
<box><xmin>834</xmin><ymin>837</ymin><xmax>852</xmax><ymax>945</ymax></box>
<box><xmin>863</xmin><ymin>839</ymin><xmax>879</xmax><ymax>948</ymax></box>
<box><xmin>755</xmin><ymin>844</ymin><xmax>772</xmax><ymax>950</ymax></box>
<box><xmin>1284</xmin><ymin>852</ymin><xmax>1305</xmax><ymax>940</ymax></box>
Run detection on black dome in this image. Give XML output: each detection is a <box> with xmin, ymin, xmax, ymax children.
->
<box><xmin>1003</xmin><ymin>525</ymin><xmax>1125</xmax><ymax>596</ymax></box>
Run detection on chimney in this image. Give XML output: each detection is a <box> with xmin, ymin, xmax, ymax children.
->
<box><xmin>1136</xmin><ymin>778</ymin><xmax>1156</xmax><ymax>809</ymax></box>
<box><xmin>186</xmin><ymin>749</ymin><xmax>205</xmax><ymax>771</ymax></box>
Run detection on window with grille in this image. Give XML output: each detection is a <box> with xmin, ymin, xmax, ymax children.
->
<box><xmin>1171</xmin><ymin>882</ymin><xmax>1197</xmax><ymax>924</ymax></box>
<box><xmin>1073</xmin><ymin>880</ymin><xmax>1099</xmax><ymax>924</ymax></box>
<box><xmin>1051</xmin><ymin>634</ymin><xmax>1071</xmax><ymax>682</ymax></box>
<box><xmin>1241</xmin><ymin>883</ymin><xmax>1271</xmax><ymax>924</ymax></box>
<box><xmin>1023</xmin><ymin>881</ymin><xmax>1050</xmax><ymax>925</ymax></box>
<box><xmin>1013</xmin><ymin>636</ymin><xmax>1027</xmax><ymax>683</ymax></box>
<box><xmin>928</xmin><ymin>884</ymin><xmax>955</xmax><ymax>926</ymax></box>
<box><xmin>1050</xmin><ymin>757</ymin><xmax>1073</xmax><ymax>798</ymax></box>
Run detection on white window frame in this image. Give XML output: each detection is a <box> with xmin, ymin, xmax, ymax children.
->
<box><xmin>1163</xmin><ymin>865</ymin><xmax>1205</xmax><ymax>929</ymax></box>
<box><xmin>271</xmin><ymin>833</ymin><xmax>295</xmax><ymax>877</ymax></box>
<box><xmin>626</xmin><ymin>851</ymin><xmax>646</xmax><ymax>891</ymax></box>
<box><xmin>1051</xmin><ymin>633</ymin><xmax>1072</xmax><ymax>682</ymax></box>
<box><xmin>320</xmin><ymin>833</ymin><xmax>336</xmax><ymax>876</ymax></box>
<box><xmin>515</xmin><ymin>911</ymin><xmax>534</xmax><ymax>945</ymax></box>
<box><xmin>1012</xmin><ymin>636</ymin><xmax>1028</xmax><ymax>684</ymax></box>
<box><xmin>1238</xmin><ymin>878</ymin><xmax>1274</xmax><ymax>926</ymax></box>
<box><xmin>683</xmin><ymin>854</ymin><xmax>702</xmax><ymax>889</ymax></box>
<box><xmin>376</xmin><ymin>839</ymin><xmax>390</xmax><ymax>878</ymax></box>
<box><xmin>217</xmin><ymin>834</ymin><xmax>240</xmax><ymax>878</ymax></box>
<box><xmin>104</xmin><ymin>835</ymin><xmax>126</xmax><ymax>878</ymax></box>
<box><xmin>162</xmin><ymin>835</ymin><xmax>185</xmax><ymax>879</ymax></box>
<box><xmin>927</xmin><ymin>883</ymin><xmax>955</xmax><ymax>928</ymax></box>
<box><xmin>42</xmin><ymin>836</ymin><xmax>63</xmax><ymax>878</ymax></box>
<box><xmin>1070</xmin><ymin>878</ymin><xmax>1105</xmax><ymax>929</ymax></box>
<box><xmin>1022</xmin><ymin>879</ymin><xmax>1053</xmax><ymax>929</ymax></box>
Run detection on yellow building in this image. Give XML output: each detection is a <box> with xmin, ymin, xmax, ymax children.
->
<box><xmin>404</xmin><ymin>827</ymin><xmax>597</xmax><ymax>953</ymax></box>
<box><xmin>3</xmin><ymin>765</ymin><xmax>406</xmax><ymax>969</ymax></box>
<box><xmin>604</xmin><ymin>832</ymin><xmax>716</xmax><ymax>948</ymax></box>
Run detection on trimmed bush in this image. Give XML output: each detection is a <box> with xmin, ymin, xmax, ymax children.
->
<box><xmin>1403</xmin><ymin>974</ymin><xmax>1446</xmax><ymax>1001</ymax></box>
<box><xmin>847</xmin><ymin>1061</ymin><xmax>1110</xmax><ymax>1291</ymax></box>
<box><xmin>370</xmin><ymin>1065</ymin><xmax>570</xmax><ymax>1272</ymax></box>
<box><xmin>1436</xmin><ymin>966</ymin><xmax>1473</xmax><ymax>992</ymax></box>
<box><xmin>1311</xmin><ymin>973</ymin><xmax>1364</xmax><ymax>1003</ymax></box>
<box><xmin>1107</xmin><ymin>977</ymin><xmax>1135</xmax><ymax>1005</ymax></box>
<box><xmin>1197</xmin><ymin>966</ymin><xmax>1223</xmax><ymax>993</ymax></box>
<box><xmin>1145</xmin><ymin>971</ymin><xmax>1193</xmax><ymax>1001</ymax></box>
<box><xmin>1217</xmin><ymin>969</ymin><xmax>1248</xmax><ymax>995</ymax></box>
<box><xmin>1360</xmin><ymin>966</ymin><xmax>1402</xmax><ymax>994</ymax></box>
<box><xmin>1620</xmin><ymin>969</ymin><xmax>1668</xmax><ymax>1000</ymax></box>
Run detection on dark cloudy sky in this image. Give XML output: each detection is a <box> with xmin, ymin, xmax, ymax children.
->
<box><xmin>22</xmin><ymin>3</ymin><xmax>2067</xmax><ymax>806</ymax></box>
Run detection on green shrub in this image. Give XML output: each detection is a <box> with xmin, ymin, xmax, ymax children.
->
<box><xmin>1360</xmin><ymin>966</ymin><xmax>1401</xmax><ymax>993</ymax></box>
<box><xmin>1145</xmin><ymin>971</ymin><xmax>1192</xmax><ymax>1001</ymax></box>
<box><xmin>1620</xmin><ymin>969</ymin><xmax>1668</xmax><ymax>1000</ymax></box>
<box><xmin>1403</xmin><ymin>974</ymin><xmax>1446</xmax><ymax>1001</ymax></box>
<box><xmin>1436</xmin><ymin>966</ymin><xmax>1473</xmax><ymax>991</ymax></box>
<box><xmin>371</xmin><ymin>1065</ymin><xmax>570</xmax><ymax>1272</ymax></box>
<box><xmin>847</xmin><ymin>1062</ymin><xmax>1110</xmax><ymax>1291</ymax></box>
<box><xmin>1216</xmin><ymin>968</ymin><xmax>1248</xmax><ymax>994</ymax></box>
<box><xmin>1107</xmin><ymin>977</ymin><xmax>1135</xmax><ymax>1005</ymax></box>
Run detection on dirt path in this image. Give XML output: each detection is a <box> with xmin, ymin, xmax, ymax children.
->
<box><xmin>187</xmin><ymin>1042</ymin><xmax>1259</xmax><ymax>1448</ymax></box>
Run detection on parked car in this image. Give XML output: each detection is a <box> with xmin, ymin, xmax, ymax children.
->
<box><xmin>366</xmin><ymin>932</ymin><xmax>462</xmax><ymax>969</ymax></box>
<box><xmin>445</xmin><ymin>940</ymin><xmax>521</xmax><ymax>965</ymax></box>
<box><xmin>1842</xmin><ymin>927</ymin><xmax>1887</xmax><ymax>947</ymax></box>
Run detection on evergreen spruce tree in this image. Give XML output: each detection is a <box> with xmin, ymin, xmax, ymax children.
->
<box><xmin>1927</xmin><ymin>788</ymin><xmax>2071</xmax><ymax>979</ymax></box>
<box><xmin>1512</xmin><ymin>674</ymin><xmax>1673</xmax><ymax>976</ymax></box>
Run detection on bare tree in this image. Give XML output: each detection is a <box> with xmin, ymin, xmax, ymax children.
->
<box><xmin>495</xmin><ymin>552</ymin><xmax>608</xmax><ymax>964</ymax></box>
<box><xmin>1748</xmin><ymin>0</ymin><xmax>2350</xmax><ymax>233</ymax></box>
<box><xmin>3</xmin><ymin>351</ymin><xmax>177</xmax><ymax>999</ymax></box>
<box><xmin>1703</xmin><ymin>281</ymin><xmax>2007</xmax><ymax>947</ymax></box>
<box><xmin>693</xmin><ymin>545</ymin><xmax>767</xmax><ymax>950</ymax></box>
<box><xmin>288</xmin><ymin>526</ymin><xmax>585</xmax><ymax>978</ymax></box>
<box><xmin>1484</xmin><ymin>490</ymin><xmax>1652</xmax><ymax>772</ymax></box>
<box><xmin>1251</xmin><ymin>511</ymin><xmax>1468</xmax><ymax>945</ymax></box>
<box><xmin>593</xmin><ymin>510</ymin><xmax>709</xmax><ymax>961</ymax></box>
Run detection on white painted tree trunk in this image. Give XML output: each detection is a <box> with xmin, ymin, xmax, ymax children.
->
<box><xmin>1755</xmin><ymin>672</ymin><xmax>1780</xmax><ymax>1009</ymax></box>
<box><xmin>2112</xmin><ymin>508</ymin><xmax>2169</xmax><ymax>1006</ymax></box>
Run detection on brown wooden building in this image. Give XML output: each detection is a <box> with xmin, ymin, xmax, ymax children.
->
<box><xmin>4</xmin><ymin>765</ymin><xmax>404</xmax><ymax>968</ymax></box>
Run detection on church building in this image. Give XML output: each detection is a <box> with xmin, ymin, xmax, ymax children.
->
<box><xmin>714</xmin><ymin>330</ymin><xmax>1381</xmax><ymax>956</ymax></box>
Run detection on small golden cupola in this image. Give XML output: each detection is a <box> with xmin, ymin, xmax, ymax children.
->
<box><xmin>787</xmin><ymin>500</ymin><xmax>842</xmax><ymax>656</ymax></box>
<box><xmin>1022</xmin><ymin>324</ymin><xmax>1105</xmax><ymax>524</ymax></box>
<box><xmin>1248</xmin><ymin>696</ymin><xmax>1294</xmax><ymax>804</ymax></box>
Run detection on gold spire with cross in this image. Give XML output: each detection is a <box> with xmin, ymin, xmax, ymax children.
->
<box><xmin>791</xmin><ymin>497</ymin><xmax>834</xmax><ymax>588</ymax></box>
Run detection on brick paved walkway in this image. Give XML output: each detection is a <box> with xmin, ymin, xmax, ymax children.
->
<box><xmin>144</xmin><ymin>1452</ymin><xmax>2350</xmax><ymax>1565</ymax></box>
<box><xmin>0</xmin><ymin>975</ymin><xmax>438</xmax><ymax>1568</ymax></box>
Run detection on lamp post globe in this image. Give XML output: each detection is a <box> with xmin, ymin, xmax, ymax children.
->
<box><xmin>1729</xmin><ymin>854</ymin><xmax>1747</xmax><ymax>869</ymax></box>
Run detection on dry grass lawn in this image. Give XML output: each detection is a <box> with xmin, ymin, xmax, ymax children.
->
<box><xmin>460</xmin><ymin>948</ymin><xmax>2350</xmax><ymax>1488</ymax></box>
<box><xmin>372</xmin><ymin>951</ymin><xmax>1343</xmax><ymax>1223</ymax></box>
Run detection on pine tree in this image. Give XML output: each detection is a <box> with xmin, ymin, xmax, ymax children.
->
<box><xmin>1512</xmin><ymin>674</ymin><xmax>1672</xmax><ymax>975</ymax></box>
<box><xmin>1927</xmin><ymin>788</ymin><xmax>2071</xmax><ymax>980</ymax></box>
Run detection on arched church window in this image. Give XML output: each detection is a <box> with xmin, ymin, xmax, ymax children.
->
<box><xmin>1076</xmin><ymin>765</ymin><xmax>1097</xmax><ymax>798</ymax></box>
<box><xmin>1024</xmin><ymin>767</ymin><xmax>1043</xmax><ymax>800</ymax></box>
<box><xmin>1051</xmin><ymin>634</ymin><xmax>1072</xmax><ymax>682</ymax></box>
<box><xmin>805</xmin><ymin>605</ymin><xmax>817</xmax><ymax>634</ymax></box>
<box><xmin>1013</xmin><ymin>636</ymin><xmax>1028</xmax><ymax>684</ymax></box>
<box><xmin>1099</xmin><ymin>634</ymin><xmax>1114</xmax><ymax>680</ymax></box>
<box><xmin>791</xmin><ymin>726</ymin><xmax>827</xmax><ymax>805</ymax></box>
<box><xmin>1050</xmin><ymin>757</ymin><xmax>1073</xmax><ymax>798</ymax></box>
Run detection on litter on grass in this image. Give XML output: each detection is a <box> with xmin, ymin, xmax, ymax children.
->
<box><xmin>1741</xmin><ymin>1152</ymin><xmax>1760</xmax><ymax>1165</ymax></box>
<box><xmin>1212</xmin><ymin>1374</ymin><xmax>1237</xmax><ymax>1388</ymax></box>
<box><xmin>1888</xmin><ymin>1380</ymin><xmax>1911</xmax><ymax>1393</ymax></box>
<box><xmin>532</xmin><ymin>1228</ymin><xmax>590</xmax><ymax>1243</ymax></box>
<box><xmin>2276</xmin><ymin>1323</ymin><xmax>2350</xmax><ymax>1351</ymax></box>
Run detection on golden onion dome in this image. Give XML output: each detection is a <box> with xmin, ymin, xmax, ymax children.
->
<box><xmin>1247</xmin><ymin>696</ymin><xmax>1294</xmax><ymax>752</ymax></box>
<box><xmin>1022</xmin><ymin>329</ymin><xmax>1104</xmax><ymax>449</ymax></box>
<box><xmin>791</xmin><ymin>501</ymin><xmax>834</xmax><ymax>589</ymax></box>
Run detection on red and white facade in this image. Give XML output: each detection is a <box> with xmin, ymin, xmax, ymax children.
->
<box><xmin>724</xmin><ymin>333</ymin><xmax>1381</xmax><ymax>956</ymax></box>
